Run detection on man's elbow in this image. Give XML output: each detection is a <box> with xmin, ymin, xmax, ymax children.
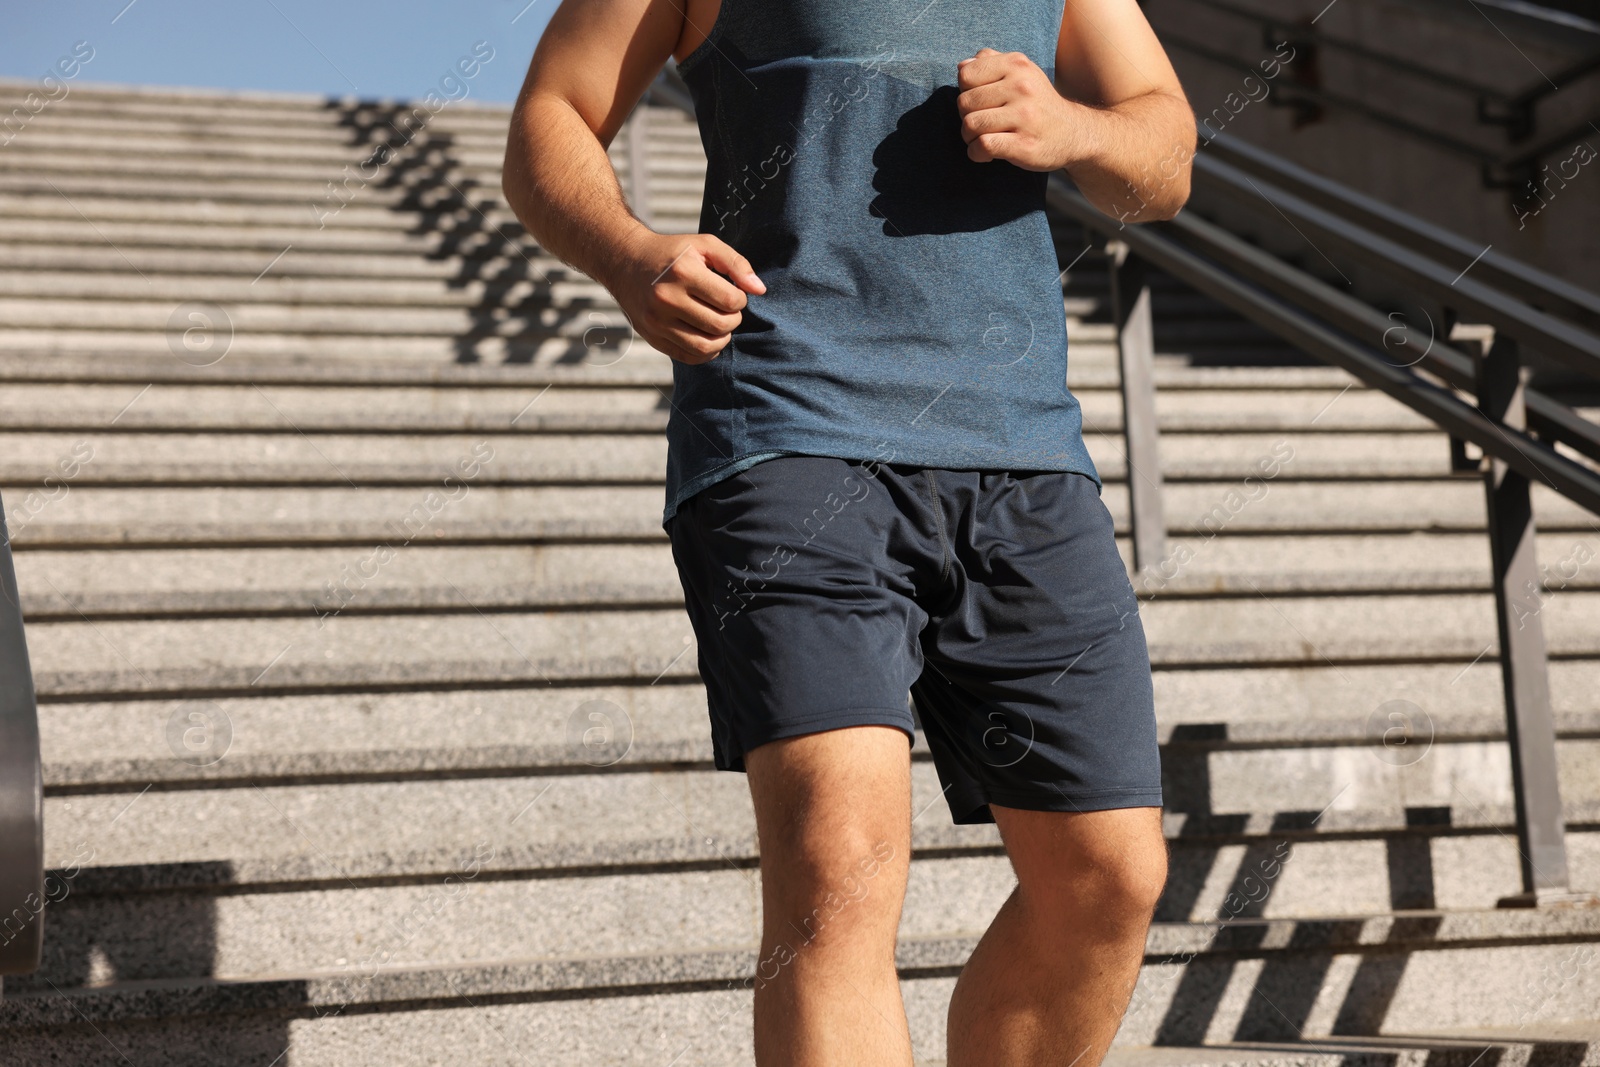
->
<box><xmin>500</xmin><ymin>98</ymin><xmax>542</xmax><ymax>223</ymax></box>
<box><xmin>1103</xmin><ymin>171</ymin><xmax>1190</xmax><ymax>225</ymax></box>
<box><xmin>500</xmin><ymin>151</ymin><xmax>525</xmax><ymax>215</ymax></box>
<box><xmin>1143</xmin><ymin>172</ymin><xmax>1191</xmax><ymax>221</ymax></box>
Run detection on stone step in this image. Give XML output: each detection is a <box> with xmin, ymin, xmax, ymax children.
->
<box><xmin>1</xmin><ymin>908</ymin><xmax>1596</xmax><ymax>1063</ymax></box>
<box><xmin>0</xmin><ymin>321</ymin><xmax>1308</xmax><ymax>379</ymax></box>
<box><xmin>0</xmin><ymin>104</ymin><xmax>506</xmax><ymax>142</ymax></box>
<box><xmin>0</xmin><ymin>190</ymin><xmax>540</xmax><ymax>230</ymax></box>
<box><xmin>0</xmin><ymin>382</ymin><xmax>668</xmax><ymax>431</ymax></box>
<box><xmin>36</xmin><ymin>721</ymin><xmax>1600</xmax><ymax>882</ymax></box>
<box><xmin>0</xmin><ymin>102</ymin><xmax>700</xmax><ymax>144</ymax></box>
<box><xmin>0</xmin><ymin>104</ymin><xmax>699</xmax><ymax>154</ymax></box>
<box><xmin>0</xmin><ymin>269</ymin><xmax>613</xmax><ymax>310</ymax></box>
<box><xmin>4</xmin><ymin>998</ymin><xmax>1595</xmax><ymax>1067</ymax></box>
<box><xmin>16</xmin><ymin>543</ymin><xmax>681</xmax><ymax>617</ymax></box>
<box><xmin>17</xmin><ymin>586</ymin><xmax>1600</xmax><ymax>699</ymax></box>
<box><xmin>0</xmin><ymin>300</ymin><xmax>648</xmax><ymax>340</ymax></box>
<box><xmin>5</xmin><ymin>299</ymin><xmax>1252</xmax><ymax>343</ymax></box>
<box><xmin>0</xmin><ymin>326</ymin><xmax>1140</xmax><ymax>370</ymax></box>
<box><xmin>3</xmin><ymin>1005</ymin><xmax>1598</xmax><ymax>1067</ymax></box>
<box><xmin>0</xmin><ymin>429</ymin><xmax>1467</xmax><ymax>486</ymax></box>
<box><xmin>0</xmin><ymin>185</ymin><xmax>708</xmax><ymax>229</ymax></box>
<box><xmin>34</xmin><ymin>633</ymin><xmax>1600</xmax><ymax>758</ymax></box>
<box><xmin>0</xmin><ymin>148</ymin><xmax>703</xmax><ymax>187</ymax></box>
<box><xmin>0</xmin><ymin>431</ymin><xmax>671</xmax><ymax>485</ymax></box>
<box><xmin>0</xmin><ymin>219</ymin><xmax>538</xmax><ymax>255</ymax></box>
<box><xmin>0</xmin><ymin>484</ymin><xmax>671</xmax><ymax>546</ymax></box>
<box><xmin>0</xmin><ymin>328</ymin><xmax>656</xmax><ymax>366</ymax></box>
<box><xmin>1102</xmin><ymin>1034</ymin><xmax>1600</xmax><ymax>1067</ymax></box>
<box><xmin>0</xmin><ymin>381</ymin><xmax>1429</xmax><ymax>434</ymax></box>
<box><xmin>0</xmin><ymin>127</ymin><xmax>496</xmax><ymax>161</ymax></box>
<box><xmin>32</xmin><ymin>666</ymin><xmax>1600</xmax><ymax>857</ymax></box>
<box><xmin>0</xmin><ymin>240</ymin><xmax>580</xmax><ymax>280</ymax></box>
<box><xmin>8</xmin><ymin>827</ymin><xmax>1600</xmax><ymax>1005</ymax></box>
<box><xmin>9</xmin><ymin>325</ymin><xmax>1172</xmax><ymax>372</ymax></box>
<box><xmin>0</xmin><ymin>351</ymin><xmax>676</xmax><ymax>387</ymax></box>
<box><xmin>0</xmin><ymin>532</ymin><xmax>1567</xmax><ymax>613</ymax></box>
<box><xmin>0</xmin><ymin>111</ymin><xmax>518</xmax><ymax>149</ymax></box>
<box><xmin>0</xmin><ymin>138</ymin><xmax>706</xmax><ymax>177</ymax></box>
<box><xmin>12</xmin><ymin>533</ymin><xmax>1600</xmax><ymax>623</ymax></box>
<box><xmin>0</xmin><ymin>101</ymin><xmax>689</xmax><ymax>153</ymax></box>
<box><xmin>0</xmin><ymin>268</ymin><xmax>1259</xmax><ymax>330</ymax></box>
<box><xmin>0</xmin><ymin>349</ymin><xmax>1361</xmax><ymax>389</ymax></box>
<box><xmin>0</xmin><ymin>167</ymin><xmax>708</xmax><ymax>206</ymax></box>
<box><xmin>0</xmin><ymin>77</ymin><xmax>519</xmax><ymax>123</ymax></box>
<box><xmin>31</xmin><ymin>657</ymin><xmax>1600</xmax><ymax>786</ymax></box>
<box><xmin>5</xmin><ymin>480</ymin><xmax>1596</xmax><ymax>551</ymax></box>
<box><xmin>2</xmin><ymin>131</ymin><xmax>514</xmax><ymax>168</ymax></box>
<box><xmin>11</xmin><ymin>852</ymin><xmax>906</xmax><ymax>989</ymax></box>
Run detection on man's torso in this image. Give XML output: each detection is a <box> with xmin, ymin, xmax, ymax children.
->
<box><xmin>661</xmin><ymin>0</ymin><xmax>1098</xmax><ymax>522</ymax></box>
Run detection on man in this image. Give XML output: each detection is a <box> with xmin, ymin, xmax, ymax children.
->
<box><xmin>502</xmin><ymin>1</ymin><xmax>1194</xmax><ymax>1062</ymax></box>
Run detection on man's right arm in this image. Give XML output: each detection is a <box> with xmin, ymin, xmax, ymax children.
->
<box><xmin>501</xmin><ymin>0</ymin><xmax>764</xmax><ymax>365</ymax></box>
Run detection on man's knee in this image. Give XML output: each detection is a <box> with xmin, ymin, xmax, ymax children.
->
<box><xmin>765</xmin><ymin>832</ymin><xmax>904</xmax><ymax>945</ymax></box>
<box><xmin>1067</xmin><ymin>837</ymin><xmax>1168</xmax><ymax>927</ymax></box>
<box><xmin>744</xmin><ymin>726</ymin><xmax>913</xmax><ymax>950</ymax></box>
<box><xmin>1001</xmin><ymin>805</ymin><xmax>1168</xmax><ymax>938</ymax></box>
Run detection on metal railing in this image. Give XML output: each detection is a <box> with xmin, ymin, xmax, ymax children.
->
<box><xmin>645</xmin><ymin>66</ymin><xmax>1596</xmax><ymax>904</ymax></box>
<box><xmin>1202</xmin><ymin>133</ymin><xmax>1600</xmax><ymax>338</ymax></box>
<box><xmin>1152</xmin><ymin>0</ymin><xmax>1600</xmax><ymax>189</ymax></box>
<box><xmin>0</xmin><ymin>496</ymin><xmax>44</xmax><ymax>983</ymax></box>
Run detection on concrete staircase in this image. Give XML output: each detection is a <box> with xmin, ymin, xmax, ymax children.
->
<box><xmin>0</xmin><ymin>77</ymin><xmax>1596</xmax><ymax>1065</ymax></box>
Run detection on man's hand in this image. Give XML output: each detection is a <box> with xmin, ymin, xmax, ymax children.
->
<box><xmin>957</xmin><ymin>14</ymin><xmax>1197</xmax><ymax>225</ymax></box>
<box><xmin>956</xmin><ymin>47</ymin><xmax>1082</xmax><ymax>173</ymax></box>
<box><xmin>606</xmin><ymin>230</ymin><xmax>766</xmax><ymax>365</ymax></box>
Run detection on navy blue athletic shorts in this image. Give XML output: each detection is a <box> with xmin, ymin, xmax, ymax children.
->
<box><xmin>666</xmin><ymin>455</ymin><xmax>1162</xmax><ymax>825</ymax></box>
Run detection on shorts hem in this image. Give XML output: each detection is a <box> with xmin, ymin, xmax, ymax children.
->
<box><xmin>716</xmin><ymin>706</ymin><xmax>917</xmax><ymax>772</ymax></box>
<box><xmin>951</xmin><ymin>787</ymin><xmax>1164</xmax><ymax>825</ymax></box>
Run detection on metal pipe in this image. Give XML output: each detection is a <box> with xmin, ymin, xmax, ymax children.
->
<box><xmin>0</xmin><ymin>496</ymin><xmax>43</xmax><ymax>979</ymax></box>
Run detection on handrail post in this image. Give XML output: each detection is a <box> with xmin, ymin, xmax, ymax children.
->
<box><xmin>1468</xmin><ymin>329</ymin><xmax>1575</xmax><ymax>905</ymax></box>
<box><xmin>626</xmin><ymin>102</ymin><xmax>653</xmax><ymax>230</ymax></box>
<box><xmin>0</xmin><ymin>493</ymin><xmax>44</xmax><ymax>981</ymax></box>
<box><xmin>1107</xmin><ymin>240</ymin><xmax>1167</xmax><ymax>573</ymax></box>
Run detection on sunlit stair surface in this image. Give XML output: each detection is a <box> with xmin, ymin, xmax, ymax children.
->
<box><xmin>0</xmin><ymin>77</ymin><xmax>1595</xmax><ymax>1066</ymax></box>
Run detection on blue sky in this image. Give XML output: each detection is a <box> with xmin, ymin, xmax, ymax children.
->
<box><xmin>3</xmin><ymin>1</ymin><xmax>558</xmax><ymax>103</ymax></box>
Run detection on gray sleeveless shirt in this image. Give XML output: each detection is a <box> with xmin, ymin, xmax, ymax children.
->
<box><xmin>664</xmin><ymin>0</ymin><xmax>1098</xmax><ymax>521</ymax></box>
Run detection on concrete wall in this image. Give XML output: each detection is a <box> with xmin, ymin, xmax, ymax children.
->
<box><xmin>1145</xmin><ymin>0</ymin><xmax>1600</xmax><ymax>292</ymax></box>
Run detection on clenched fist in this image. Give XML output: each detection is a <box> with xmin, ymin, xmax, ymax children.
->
<box><xmin>606</xmin><ymin>230</ymin><xmax>766</xmax><ymax>365</ymax></box>
<box><xmin>956</xmin><ymin>47</ymin><xmax>1085</xmax><ymax>173</ymax></box>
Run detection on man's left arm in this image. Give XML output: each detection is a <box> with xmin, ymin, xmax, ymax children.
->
<box><xmin>956</xmin><ymin>0</ymin><xmax>1196</xmax><ymax>223</ymax></box>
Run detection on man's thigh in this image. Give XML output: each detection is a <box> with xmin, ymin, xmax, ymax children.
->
<box><xmin>744</xmin><ymin>724</ymin><xmax>914</xmax><ymax>907</ymax></box>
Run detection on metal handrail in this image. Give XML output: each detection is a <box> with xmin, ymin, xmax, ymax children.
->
<box><xmin>1201</xmin><ymin>132</ymin><xmax>1600</xmax><ymax>335</ymax></box>
<box><xmin>0</xmin><ymin>496</ymin><xmax>44</xmax><ymax>981</ymax></box>
<box><xmin>1165</xmin><ymin>31</ymin><xmax>1502</xmax><ymax>166</ymax></box>
<box><xmin>1157</xmin><ymin>0</ymin><xmax>1600</xmax><ymax>159</ymax></box>
<box><xmin>1049</xmin><ymin>180</ymin><xmax>1600</xmax><ymax>512</ymax></box>
<box><xmin>1164</xmin><ymin>202</ymin><xmax>1600</xmax><ymax>466</ymax></box>
<box><xmin>1189</xmin><ymin>153</ymin><xmax>1600</xmax><ymax>378</ymax></box>
<box><xmin>1172</xmin><ymin>0</ymin><xmax>1513</xmax><ymax>101</ymax></box>
<box><xmin>1186</xmin><ymin>139</ymin><xmax>1600</xmax><ymax>467</ymax></box>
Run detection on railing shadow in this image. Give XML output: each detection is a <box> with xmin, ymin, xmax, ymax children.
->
<box><xmin>325</xmin><ymin>100</ymin><xmax>624</xmax><ymax>365</ymax></box>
